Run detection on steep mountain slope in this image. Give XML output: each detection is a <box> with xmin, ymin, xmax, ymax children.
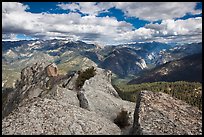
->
<box><xmin>153</xmin><ymin>42</ymin><xmax>202</xmax><ymax>65</ymax></box>
<box><xmin>128</xmin><ymin>53</ymin><xmax>202</xmax><ymax>84</ymax></box>
<box><xmin>2</xmin><ymin>40</ymin><xmax>202</xmax><ymax>88</ymax></box>
<box><xmin>99</xmin><ymin>47</ymin><xmax>148</xmax><ymax>77</ymax></box>
<box><xmin>2</xmin><ymin>40</ymin><xmax>99</xmax><ymax>88</ymax></box>
<box><xmin>99</xmin><ymin>42</ymin><xmax>202</xmax><ymax>77</ymax></box>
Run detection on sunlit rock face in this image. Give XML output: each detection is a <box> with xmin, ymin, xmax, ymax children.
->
<box><xmin>2</xmin><ymin>63</ymin><xmax>202</xmax><ymax>135</ymax></box>
<box><xmin>46</xmin><ymin>63</ymin><xmax>58</xmax><ymax>77</ymax></box>
<box><xmin>130</xmin><ymin>91</ymin><xmax>202</xmax><ymax>135</ymax></box>
<box><xmin>2</xmin><ymin>63</ymin><xmax>135</xmax><ymax>135</ymax></box>
<box><xmin>2</xmin><ymin>97</ymin><xmax>121</xmax><ymax>135</ymax></box>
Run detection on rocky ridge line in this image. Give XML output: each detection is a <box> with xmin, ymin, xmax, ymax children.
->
<box><xmin>2</xmin><ymin>62</ymin><xmax>202</xmax><ymax>135</ymax></box>
<box><xmin>2</xmin><ymin>62</ymin><xmax>135</xmax><ymax>135</ymax></box>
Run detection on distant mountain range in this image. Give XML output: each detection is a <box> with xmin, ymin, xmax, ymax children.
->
<box><xmin>2</xmin><ymin>39</ymin><xmax>202</xmax><ymax>88</ymax></box>
<box><xmin>128</xmin><ymin>53</ymin><xmax>202</xmax><ymax>84</ymax></box>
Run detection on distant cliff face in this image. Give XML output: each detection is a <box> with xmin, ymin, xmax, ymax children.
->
<box><xmin>99</xmin><ymin>47</ymin><xmax>148</xmax><ymax>77</ymax></box>
<box><xmin>2</xmin><ymin>63</ymin><xmax>202</xmax><ymax>135</ymax></box>
<box><xmin>128</xmin><ymin>53</ymin><xmax>202</xmax><ymax>84</ymax></box>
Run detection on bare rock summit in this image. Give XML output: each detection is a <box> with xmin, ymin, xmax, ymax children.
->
<box><xmin>2</xmin><ymin>63</ymin><xmax>202</xmax><ymax>135</ymax></box>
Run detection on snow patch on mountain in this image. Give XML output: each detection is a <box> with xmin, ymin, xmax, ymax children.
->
<box><xmin>5</xmin><ymin>49</ymin><xmax>18</xmax><ymax>58</ymax></box>
<box><xmin>136</xmin><ymin>59</ymin><xmax>147</xmax><ymax>70</ymax></box>
<box><xmin>147</xmin><ymin>54</ymin><xmax>153</xmax><ymax>60</ymax></box>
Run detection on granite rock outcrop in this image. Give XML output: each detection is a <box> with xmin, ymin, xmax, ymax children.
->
<box><xmin>2</xmin><ymin>63</ymin><xmax>202</xmax><ymax>135</ymax></box>
<box><xmin>130</xmin><ymin>91</ymin><xmax>202</xmax><ymax>135</ymax></box>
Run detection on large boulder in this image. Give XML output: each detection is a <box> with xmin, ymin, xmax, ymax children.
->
<box><xmin>130</xmin><ymin>91</ymin><xmax>202</xmax><ymax>135</ymax></box>
<box><xmin>2</xmin><ymin>62</ymin><xmax>60</xmax><ymax>119</ymax></box>
<box><xmin>65</xmin><ymin>73</ymin><xmax>79</xmax><ymax>90</ymax></box>
<box><xmin>46</xmin><ymin>63</ymin><xmax>58</xmax><ymax>77</ymax></box>
<box><xmin>79</xmin><ymin>68</ymin><xmax>136</xmax><ymax>134</ymax></box>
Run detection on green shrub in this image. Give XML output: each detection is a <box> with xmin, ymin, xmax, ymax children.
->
<box><xmin>75</xmin><ymin>66</ymin><xmax>96</xmax><ymax>90</ymax></box>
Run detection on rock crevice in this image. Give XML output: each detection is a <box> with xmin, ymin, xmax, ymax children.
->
<box><xmin>77</xmin><ymin>90</ymin><xmax>90</xmax><ymax>111</ymax></box>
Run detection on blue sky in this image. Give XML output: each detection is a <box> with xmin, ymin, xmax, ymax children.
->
<box><xmin>23</xmin><ymin>2</ymin><xmax>151</xmax><ymax>29</ymax></box>
<box><xmin>2</xmin><ymin>2</ymin><xmax>202</xmax><ymax>45</ymax></box>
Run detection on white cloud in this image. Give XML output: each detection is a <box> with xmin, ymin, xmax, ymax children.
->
<box><xmin>143</xmin><ymin>17</ymin><xmax>202</xmax><ymax>43</ymax></box>
<box><xmin>57</xmin><ymin>2</ymin><xmax>80</xmax><ymax>12</ymax></box>
<box><xmin>2</xmin><ymin>2</ymin><xmax>202</xmax><ymax>44</ymax></box>
<box><xmin>2</xmin><ymin>2</ymin><xmax>29</xmax><ymax>13</ymax></box>
<box><xmin>113</xmin><ymin>2</ymin><xmax>201</xmax><ymax>21</ymax></box>
<box><xmin>57</xmin><ymin>2</ymin><xmax>113</xmax><ymax>16</ymax></box>
<box><xmin>2</xmin><ymin>33</ymin><xmax>18</xmax><ymax>41</ymax></box>
<box><xmin>145</xmin><ymin>17</ymin><xmax>202</xmax><ymax>36</ymax></box>
<box><xmin>113</xmin><ymin>17</ymin><xmax>202</xmax><ymax>44</ymax></box>
<box><xmin>2</xmin><ymin>2</ymin><xmax>134</xmax><ymax>45</ymax></box>
<box><xmin>116</xmin><ymin>27</ymin><xmax>155</xmax><ymax>42</ymax></box>
<box><xmin>58</xmin><ymin>2</ymin><xmax>201</xmax><ymax>22</ymax></box>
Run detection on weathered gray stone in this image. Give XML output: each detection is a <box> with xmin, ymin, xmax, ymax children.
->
<box><xmin>3</xmin><ymin>63</ymin><xmax>202</xmax><ymax>135</ymax></box>
<box><xmin>2</xmin><ymin>62</ymin><xmax>56</xmax><ymax>119</ymax></box>
<box><xmin>130</xmin><ymin>91</ymin><xmax>202</xmax><ymax>135</ymax></box>
<box><xmin>81</xmin><ymin>67</ymin><xmax>136</xmax><ymax>134</ymax></box>
<box><xmin>66</xmin><ymin>73</ymin><xmax>78</xmax><ymax>90</ymax></box>
<box><xmin>77</xmin><ymin>90</ymin><xmax>90</xmax><ymax>110</ymax></box>
<box><xmin>44</xmin><ymin>85</ymin><xmax>79</xmax><ymax>107</ymax></box>
<box><xmin>28</xmin><ymin>87</ymin><xmax>43</xmax><ymax>99</ymax></box>
<box><xmin>2</xmin><ymin>64</ymin><xmax>136</xmax><ymax>135</ymax></box>
<box><xmin>2</xmin><ymin>98</ymin><xmax>121</xmax><ymax>135</ymax></box>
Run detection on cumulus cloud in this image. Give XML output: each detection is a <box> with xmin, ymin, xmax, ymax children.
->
<box><xmin>2</xmin><ymin>2</ymin><xmax>202</xmax><ymax>44</ymax></box>
<box><xmin>2</xmin><ymin>2</ymin><xmax>29</xmax><ymax>13</ymax></box>
<box><xmin>2</xmin><ymin>33</ymin><xmax>18</xmax><ymax>41</ymax></box>
<box><xmin>113</xmin><ymin>2</ymin><xmax>201</xmax><ymax>21</ymax></box>
<box><xmin>113</xmin><ymin>17</ymin><xmax>202</xmax><ymax>44</ymax></box>
<box><xmin>58</xmin><ymin>2</ymin><xmax>201</xmax><ymax>22</ymax></box>
<box><xmin>144</xmin><ymin>17</ymin><xmax>202</xmax><ymax>42</ymax></box>
<box><xmin>57</xmin><ymin>2</ymin><xmax>80</xmax><ymax>12</ymax></box>
<box><xmin>2</xmin><ymin>2</ymin><xmax>134</xmax><ymax>44</ymax></box>
<box><xmin>57</xmin><ymin>2</ymin><xmax>113</xmax><ymax>16</ymax></box>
